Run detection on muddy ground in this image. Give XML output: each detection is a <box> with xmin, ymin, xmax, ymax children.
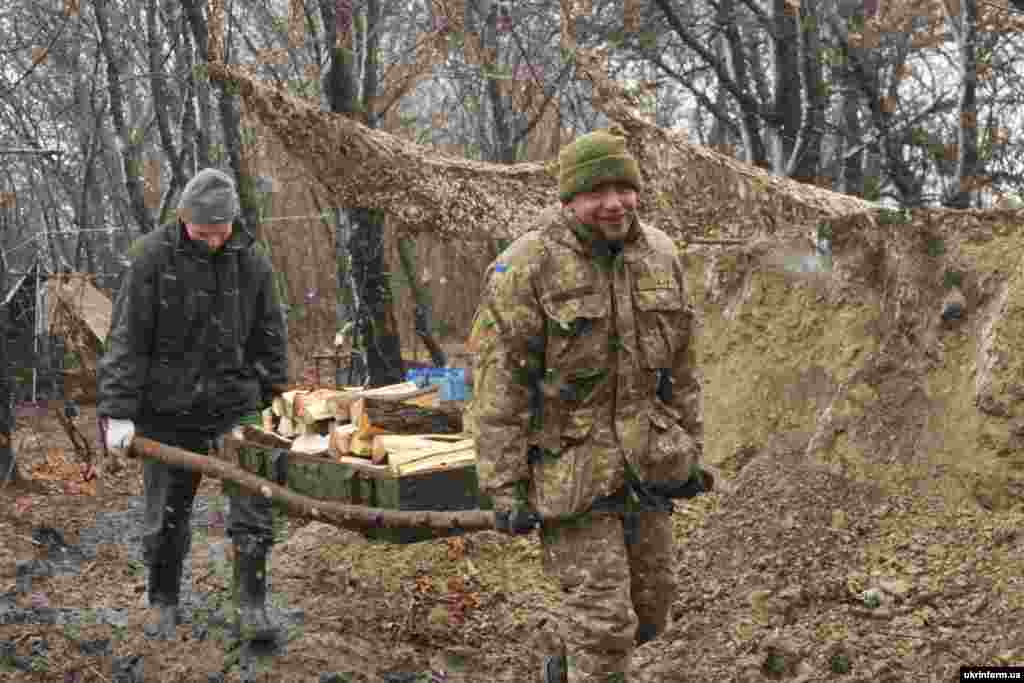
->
<box><xmin>0</xmin><ymin>403</ymin><xmax>664</xmax><ymax>682</ymax></box>
<box><xmin>3</xmin><ymin>403</ymin><xmax>1023</xmax><ymax>683</ymax></box>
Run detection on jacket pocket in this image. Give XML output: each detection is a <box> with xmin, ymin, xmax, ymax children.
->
<box><xmin>641</xmin><ymin>405</ymin><xmax>701</xmax><ymax>484</ymax></box>
<box><xmin>540</xmin><ymin>291</ymin><xmax>608</xmax><ymax>370</ymax></box>
<box><xmin>529</xmin><ymin>405</ymin><xmax>597</xmax><ymax>519</ymax></box>
<box><xmin>146</xmin><ymin>361</ymin><xmax>196</xmax><ymax>414</ymax></box>
<box><xmin>633</xmin><ymin>284</ymin><xmax>684</xmax><ymax>370</ymax></box>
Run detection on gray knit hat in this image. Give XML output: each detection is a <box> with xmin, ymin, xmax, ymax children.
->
<box><xmin>177</xmin><ymin>168</ymin><xmax>238</xmax><ymax>224</ymax></box>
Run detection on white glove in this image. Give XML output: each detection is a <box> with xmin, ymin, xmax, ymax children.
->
<box><xmin>102</xmin><ymin>417</ymin><xmax>135</xmax><ymax>452</ymax></box>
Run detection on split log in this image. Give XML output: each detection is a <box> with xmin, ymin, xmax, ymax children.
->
<box><xmin>294</xmin><ymin>388</ymin><xmax>364</xmax><ymax>423</ymax></box>
<box><xmin>328</xmin><ymin>423</ymin><xmax>358</xmax><ymax>458</ymax></box>
<box><xmin>127</xmin><ymin>436</ymin><xmax>495</xmax><ymax>532</ymax></box>
<box><xmin>388</xmin><ymin>440</ymin><xmax>476</xmax><ymax>477</ymax></box>
<box><xmin>290</xmin><ymin>433</ymin><xmax>329</xmax><ymax>455</ymax></box>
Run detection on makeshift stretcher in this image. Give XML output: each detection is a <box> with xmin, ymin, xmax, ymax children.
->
<box><xmin>126</xmin><ymin>426</ymin><xmax>496</xmax><ymax>544</ymax></box>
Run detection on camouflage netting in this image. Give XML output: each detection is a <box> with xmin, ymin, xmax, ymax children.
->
<box><xmin>211</xmin><ymin>43</ymin><xmax>1024</xmax><ymax>511</ymax></box>
<box><xmin>208</xmin><ymin>47</ymin><xmax>876</xmax><ymax>245</ymax></box>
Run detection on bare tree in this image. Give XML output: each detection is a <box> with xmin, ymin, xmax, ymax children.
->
<box><xmin>945</xmin><ymin>0</ymin><xmax>980</xmax><ymax>208</ymax></box>
<box><xmin>0</xmin><ymin>248</ymin><xmax>14</xmax><ymax>484</ymax></box>
<box><xmin>320</xmin><ymin>0</ymin><xmax>406</xmax><ymax>387</ymax></box>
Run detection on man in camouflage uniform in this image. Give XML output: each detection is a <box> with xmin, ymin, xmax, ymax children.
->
<box><xmin>98</xmin><ymin>168</ymin><xmax>288</xmax><ymax>642</ymax></box>
<box><xmin>468</xmin><ymin>127</ymin><xmax>709</xmax><ymax>682</ymax></box>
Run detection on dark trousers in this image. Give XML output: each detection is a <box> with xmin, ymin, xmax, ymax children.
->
<box><xmin>139</xmin><ymin>424</ymin><xmax>274</xmax><ymax>605</ymax></box>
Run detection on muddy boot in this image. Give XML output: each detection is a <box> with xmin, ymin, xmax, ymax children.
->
<box><xmin>542</xmin><ymin>654</ymin><xmax>567</xmax><ymax>683</ymax></box>
<box><xmin>143</xmin><ymin>604</ymin><xmax>178</xmax><ymax>641</ymax></box>
<box><xmin>234</xmin><ymin>546</ymin><xmax>281</xmax><ymax>642</ymax></box>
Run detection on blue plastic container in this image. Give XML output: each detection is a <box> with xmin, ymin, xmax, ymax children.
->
<box><xmin>406</xmin><ymin>367</ymin><xmax>469</xmax><ymax>401</ymax></box>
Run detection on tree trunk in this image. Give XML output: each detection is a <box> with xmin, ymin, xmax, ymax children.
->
<box><xmin>0</xmin><ymin>253</ymin><xmax>16</xmax><ymax>484</ymax></box>
<box><xmin>320</xmin><ymin>0</ymin><xmax>405</xmax><ymax>388</ymax></box>
<box><xmin>181</xmin><ymin>0</ymin><xmax>212</xmax><ymax>170</ymax></box>
<box><xmin>147</xmin><ymin>0</ymin><xmax>187</xmax><ymax>204</ymax></box>
<box><xmin>94</xmin><ymin>0</ymin><xmax>155</xmax><ymax>235</ymax></box>
<box><xmin>946</xmin><ymin>0</ymin><xmax>979</xmax><ymax>209</ymax></box>
<box><xmin>787</xmin><ymin>1</ymin><xmax>825</xmax><ymax>184</ymax></box>
<box><xmin>770</xmin><ymin>0</ymin><xmax>800</xmax><ymax>175</ymax></box>
<box><xmin>129</xmin><ymin>436</ymin><xmax>495</xmax><ymax>532</ymax></box>
<box><xmin>397</xmin><ymin>236</ymin><xmax>446</xmax><ymax>368</ymax></box>
<box><xmin>715</xmin><ymin>0</ymin><xmax>768</xmax><ymax>168</ymax></box>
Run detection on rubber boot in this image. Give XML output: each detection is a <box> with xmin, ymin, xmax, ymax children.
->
<box><xmin>542</xmin><ymin>654</ymin><xmax>567</xmax><ymax>683</ymax></box>
<box><xmin>143</xmin><ymin>564</ymin><xmax>180</xmax><ymax>640</ymax></box>
<box><xmin>234</xmin><ymin>546</ymin><xmax>281</xmax><ymax>642</ymax></box>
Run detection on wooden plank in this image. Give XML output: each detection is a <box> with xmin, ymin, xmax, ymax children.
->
<box><xmin>360</xmin><ymin>381</ymin><xmax>421</xmax><ymax>397</ymax></box>
<box><xmin>336</xmin><ymin>455</ymin><xmax>390</xmax><ymax>476</ymax></box>
<box><xmin>396</xmin><ymin>452</ymin><xmax>477</xmax><ymax>477</ymax></box>
<box><xmin>369</xmin><ymin>433</ymin><xmax>465</xmax><ymax>464</ymax></box>
<box><xmin>386</xmin><ymin>440</ymin><xmax>475</xmax><ymax>469</ymax></box>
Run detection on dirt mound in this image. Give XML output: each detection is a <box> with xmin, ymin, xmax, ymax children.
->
<box><xmin>634</xmin><ymin>443</ymin><xmax>1024</xmax><ymax>682</ymax></box>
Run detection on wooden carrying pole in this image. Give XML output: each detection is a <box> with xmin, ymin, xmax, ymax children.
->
<box><xmin>127</xmin><ymin>436</ymin><xmax>496</xmax><ymax>533</ymax></box>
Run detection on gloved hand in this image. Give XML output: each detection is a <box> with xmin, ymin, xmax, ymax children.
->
<box><xmin>491</xmin><ymin>485</ymin><xmax>540</xmax><ymax>536</ymax></box>
<box><xmin>646</xmin><ymin>466</ymin><xmax>714</xmax><ymax>500</ymax></box>
<box><xmin>101</xmin><ymin>417</ymin><xmax>135</xmax><ymax>455</ymax></box>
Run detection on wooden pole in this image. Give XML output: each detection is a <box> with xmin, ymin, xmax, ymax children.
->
<box><xmin>127</xmin><ymin>436</ymin><xmax>496</xmax><ymax>533</ymax></box>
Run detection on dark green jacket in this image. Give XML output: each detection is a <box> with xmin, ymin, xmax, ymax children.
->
<box><xmin>98</xmin><ymin>221</ymin><xmax>287</xmax><ymax>432</ymax></box>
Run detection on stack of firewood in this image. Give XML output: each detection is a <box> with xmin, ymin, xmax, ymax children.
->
<box><xmin>265</xmin><ymin>382</ymin><xmax>474</xmax><ymax>477</ymax></box>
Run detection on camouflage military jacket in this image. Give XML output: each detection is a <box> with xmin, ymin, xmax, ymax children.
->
<box><xmin>98</xmin><ymin>221</ymin><xmax>288</xmax><ymax>433</ymax></box>
<box><xmin>467</xmin><ymin>204</ymin><xmax>703</xmax><ymax>519</ymax></box>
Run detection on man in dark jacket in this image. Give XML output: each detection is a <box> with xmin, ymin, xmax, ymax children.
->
<box><xmin>97</xmin><ymin>167</ymin><xmax>288</xmax><ymax>641</ymax></box>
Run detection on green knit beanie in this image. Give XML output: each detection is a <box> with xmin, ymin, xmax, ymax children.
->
<box><xmin>558</xmin><ymin>126</ymin><xmax>642</xmax><ymax>203</ymax></box>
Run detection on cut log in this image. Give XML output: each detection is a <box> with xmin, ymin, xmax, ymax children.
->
<box><xmin>126</xmin><ymin>436</ymin><xmax>495</xmax><ymax>532</ymax></box>
<box><xmin>291</xmin><ymin>433</ymin><xmax>329</xmax><ymax>455</ymax></box>
<box><xmin>272</xmin><ymin>390</ymin><xmax>306</xmax><ymax>419</ymax></box>
<box><xmin>277</xmin><ymin>415</ymin><xmax>298</xmax><ymax>438</ymax></box>
<box><xmin>349</xmin><ymin>385</ymin><xmax>440</xmax><ymax>425</ymax></box>
<box><xmin>351</xmin><ymin>388</ymin><xmax>462</xmax><ymax>435</ymax></box>
<box><xmin>329</xmin><ymin>423</ymin><xmax>358</xmax><ymax>458</ymax></box>
<box><xmin>295</xmin><ymin>388</ymin><xmax>363</xmax><ymax>423</ymax></box>
<box><xmin>350</xmin><ymin>426</ymin><xmax>390</xmax><ymax>457</ymax></box>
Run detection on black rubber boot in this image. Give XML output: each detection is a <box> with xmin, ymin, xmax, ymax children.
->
<box><xmin>234</xmin><ymin>547</ymin><xmax>281</xmax><ymax>642</ymax></box>
<box><xmin>143</xmin><ymin>564</ymin><xmax>180</xmax><ymax>640</ymax></box>
<box><xmin>542</xmin><ymin>654</ymin><xmax>567</xmax><ymax>683</ymax></box>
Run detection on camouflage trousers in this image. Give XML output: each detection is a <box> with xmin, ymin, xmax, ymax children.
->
<box><xmin>540</xmin><ymin>510</ymin><xmax>675</xmax><ymax>683</ymax></box>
